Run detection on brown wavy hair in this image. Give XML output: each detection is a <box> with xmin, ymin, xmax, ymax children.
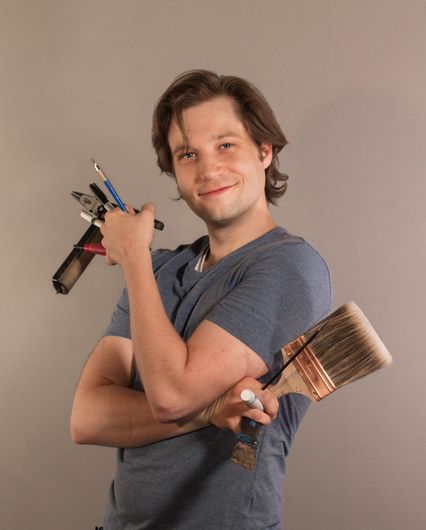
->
<box><xmin>152</xmin><ymin>69</ymin><xmax>289</xmax><ymax>204</ymax></box>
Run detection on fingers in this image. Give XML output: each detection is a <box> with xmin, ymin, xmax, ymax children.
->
<box><xmin>98</xmin><ymin>202</ymin><xmax>156</xmax><ymax>265</ymax></box>
<box><xmin>227</xmin><ymin>388</ymin><xmax>279</xmax><ymax>433</ymax></box>
<box><xmin>255</xmin><ymin>388</ymin><xmax>279</xmax><ymax>420</ymax></box>
<box><xmin>138</xmin><ymin>202</ymin><xmax>155</xmax><ymax>224</ymax></box>
<box><xmin>141</xmin><ymin>202</ymin><xmax>155</xmax><ymax>214</ymax></box>
<box><xmin>204</xmin><ymin>377</ymin><xmax>281</xmax><ymax>435</ymax></box>
<box><xmin>240</xmin><ymin>407</ymin><xmax>273</xmax><ymax>427</ymax></box>
<box><xmin>100</xmin><ymin>203</ymin><xmax>155</xmax><ymax>224</ymax></box>
<box><xmin>235</xmin><ymin>377</ymin><xmax>279</xmax><ymax>420</ymax></box>
<box><xmin>241</xmin><ymin>389</ymin><xmax>278</xmax><ymax>422</ymax></box>
<box><xmin>236</xmin><ymin>381</ymin><xmax>279</xmax><ymax>432</ymax></box>
<box><xmin>224</xmin><ymin>405</ymin><xmax>273</xmax><ymax>434</ymax></box>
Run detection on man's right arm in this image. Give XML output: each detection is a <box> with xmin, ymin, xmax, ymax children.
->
<box><xmin>70</xmin><ymin>336</ymin><xmax>207</xmax><ymax>447</ymax></box>
<box><xmin>70</xmin><ymin>335</ymin><xmax>277</xmax><ymax>448</ymax></box>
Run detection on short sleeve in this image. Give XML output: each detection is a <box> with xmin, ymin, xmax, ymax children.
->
<box><xmin>205</xmin><ymin>241</ymin><xmax>332</xmax><ymax>369</ymax></box>
<box><xmin>102</xmin><ymin>248</ymin><xmax>180</xmax><ymax>339</ymax></box>
<box><xmin>103</xmin><ymin>287</ymin><xmax>131</xmax><ymax>338</ymax></box>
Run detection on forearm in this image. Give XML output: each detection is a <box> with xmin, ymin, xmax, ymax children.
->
<box><xmin>122</xmin><ymin>253</ymin><xmax>195</xmax><ymax>415</ymax></box>
<box><xmin>70</xmin><ymin>382</ymin><xmax>206</xmax><ymax>448</ymax></box>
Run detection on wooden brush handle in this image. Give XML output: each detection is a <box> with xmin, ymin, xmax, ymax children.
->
<box><xmin>231</xmin><ymin>357</ymin><xmax>314</xmax><ymax>469</ymax></box>
<box><xmin>267</xmin><ymin>357</ymin><xmax>314</xmax><ymax>400</ymax></box>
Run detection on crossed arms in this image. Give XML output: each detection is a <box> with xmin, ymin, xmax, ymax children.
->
<box><xmin>70</xmin><ymin>207</ymin><xmax>279</xmax><ymax>448</ymax></box>
<box><xmin>70</xmin><ymin>332</ymin><xmax>278</xmax><ymax>448</ymax></box>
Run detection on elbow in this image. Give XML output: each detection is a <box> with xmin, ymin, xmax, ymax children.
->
<box><xmin>70</xmin><ymin>406</ymin><xmax>96</xmax><ymax>445</ymax></box>
<box><xmin>70</xmin><ymin>418</ymin><xmax>100</xmax><ymax>445</ymax></box>
<box><xmin>70</xmin><ymin>423</ymin><xmax>88</xmax><ymax>445</ymax></box>
<box><xmin>70</xmin><ymin>414</ymin><xmax>89</xmax><ymax>445</ymax></box>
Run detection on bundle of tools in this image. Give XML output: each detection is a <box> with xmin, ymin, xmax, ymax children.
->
<box><xmin>52</xmin><ymin>159</ymin><xmax>164</xmax><ymax>294</ymax></box>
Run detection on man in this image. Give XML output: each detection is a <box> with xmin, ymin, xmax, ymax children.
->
<box><xmin>71</xmin><ymin>70</ymin><xmax>332</xmax><ymax>529</ymax></box>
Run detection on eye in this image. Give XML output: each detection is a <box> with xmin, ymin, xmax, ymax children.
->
<box><xmin>220</xmin><ymin>142</ymin><xmax>232</xmax><ymax>149</ymax></box>
<box><xmin>180</xmin><ymin>151</ymin><xmax>196</xmax><ymax>160</ymax></box>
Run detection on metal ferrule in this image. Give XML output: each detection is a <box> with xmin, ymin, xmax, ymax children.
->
<box><xmin>283</xmin><ymin>336</ymin><xmax>336</xmax><ymax>401</ymax></box>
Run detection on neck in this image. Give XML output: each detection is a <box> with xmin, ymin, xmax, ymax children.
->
<box><xmin>203</xmin><ymin>210</ymin><xmax>277</xmax><ymax>269</ymax></box>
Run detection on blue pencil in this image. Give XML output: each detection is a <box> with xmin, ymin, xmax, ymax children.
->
<box><xmin>91</xmin><ymin>158</ymin><xmax>127</xmax><ymax>212</ymax></box>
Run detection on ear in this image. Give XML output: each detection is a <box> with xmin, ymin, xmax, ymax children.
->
<box><xmin>260</xmin><ymin>143</ymin><xmax>273</xmax><ymax>169</ymax></box>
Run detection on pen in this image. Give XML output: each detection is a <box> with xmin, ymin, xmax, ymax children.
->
<box><xmin>74</xmin><ymin>243</ymin><xmax>106</xmax><ymax>256</ymax></box>
<box><xmin>240</xmin><ymin>389</ymin><xmax>264</xmax><ymax>411</ymax></box>
<box><xmin>91</xmin><ymin>158</ymin><xmax>128</xmax><ymax>212</ymax></box>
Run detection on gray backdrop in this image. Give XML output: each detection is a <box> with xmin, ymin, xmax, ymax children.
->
<box><xmin>1</xmin><ymin>1</ymin><xmax>425</xmax><ymax>529</ymax></box>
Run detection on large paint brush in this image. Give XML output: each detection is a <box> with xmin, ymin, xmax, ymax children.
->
<box><xmin>231</xmin><ymin>301</ymin><xmax>393</xmax><ymax>470</ymax></box>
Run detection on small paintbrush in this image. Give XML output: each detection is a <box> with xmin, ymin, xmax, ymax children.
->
<box><xmin>231</xmin><ymin>301</ymin><xmax>393</xmax><ymax>470</ymax></box>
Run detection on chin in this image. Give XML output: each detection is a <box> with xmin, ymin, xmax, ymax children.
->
<box><xmin>189</xmin><ymin>200</ymin><xmax>251</xmax><ymax>227</ymax></box>
<box><xmin>203</xmin><ymin>210</ymin><xmax>245</xmax><ymax>228</ymax></box>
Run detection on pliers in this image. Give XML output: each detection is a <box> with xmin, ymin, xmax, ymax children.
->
<box><xmin>71</xmin><ymin>186</ymin><xmax>164</xmax><ymax>231</ymax></box>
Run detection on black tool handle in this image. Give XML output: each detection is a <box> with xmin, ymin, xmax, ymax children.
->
<box><xmin>90</xmin><ymin>183</ymin><xmax>164</xmax><ymax>230</ymax></box>
<box><xmin>52</xmin><ymin>225</ymin><xmax>102</xmax><ymax>294</ymax></box>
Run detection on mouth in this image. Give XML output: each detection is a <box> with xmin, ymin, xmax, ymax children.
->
<box><xmin>198</xmin><ymin>184</ymin><xmax>236</xmax><ymax>197</ymax></box>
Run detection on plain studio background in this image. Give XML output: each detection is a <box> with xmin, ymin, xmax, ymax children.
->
<box><xmin>0</xmin><ymin>1</ymin><xmax>425</xmax><ymax>529</ymax></box>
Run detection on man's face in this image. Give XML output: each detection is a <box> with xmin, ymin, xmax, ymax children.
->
<box><xmin>167</xmin><ymin>96</ymin><xmax>272</xmax><ymax>229</ymax></box>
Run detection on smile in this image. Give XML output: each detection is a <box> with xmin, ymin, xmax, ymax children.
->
<box><xmin>198</xmin><ymin>184</ymin><xmax>236</xmax><ymax>197</ymax></box>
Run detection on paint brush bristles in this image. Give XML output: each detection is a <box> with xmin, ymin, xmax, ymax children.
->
<box><xmin>304</xmin><ymin>302</ymin><xmax>392</xmax><ymax>390</ymax></box>
<box><xmin>231</xmin><ymin>301</ymin><xmax>392</xmax><ymax>469</ymax></box>
<box><xmin>269</xmin><ymin>301</ymin><xmax>392</xmax><ymax>402</ymax></box>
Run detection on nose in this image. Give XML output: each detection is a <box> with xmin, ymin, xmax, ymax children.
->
<box><xmin>197</xmin><ymin>152</ymin><xmax>223</xmax><ymax>180</ymax></box>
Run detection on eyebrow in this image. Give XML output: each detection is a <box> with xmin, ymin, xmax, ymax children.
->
<box><xmin>172</xmin><ymin>132</ymin><xmax>243</xmax><ymax>156</ymax></box>
<box><xmin>172</xmin><ymin>144</ymin><xmax>189</xmax><ymax>156</ymax></box>
<box><xmin>214</xmin><ymin>131</ymin><xmax>243</xmax><ymax>140</ymax></box>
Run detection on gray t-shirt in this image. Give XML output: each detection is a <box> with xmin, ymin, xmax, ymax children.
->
<box><xmin>102</xmin><ymin>227</ymin><xmax>332</xmax><ymax>530</ymax></box>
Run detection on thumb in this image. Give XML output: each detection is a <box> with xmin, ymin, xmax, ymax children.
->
<box><xmin>140</xmin><ymin>202</ymin><xmax>156</xmax><ymax>214</ymax></box>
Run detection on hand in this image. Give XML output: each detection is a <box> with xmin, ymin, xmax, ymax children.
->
<box><xmin>200</xmin><ymin>376</ymin><xmax>279</xmax><ymax>434</ymax></box>
<box><xmin>100</xmin><ymin>203</ymin><xmax>156</xmax><ymax>266</ymax></box>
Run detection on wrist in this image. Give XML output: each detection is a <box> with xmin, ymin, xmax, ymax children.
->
<box><xmin>121</xmin><ymin>248</ymin><xmax>152</xmax><ymax>276</ymax></box>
